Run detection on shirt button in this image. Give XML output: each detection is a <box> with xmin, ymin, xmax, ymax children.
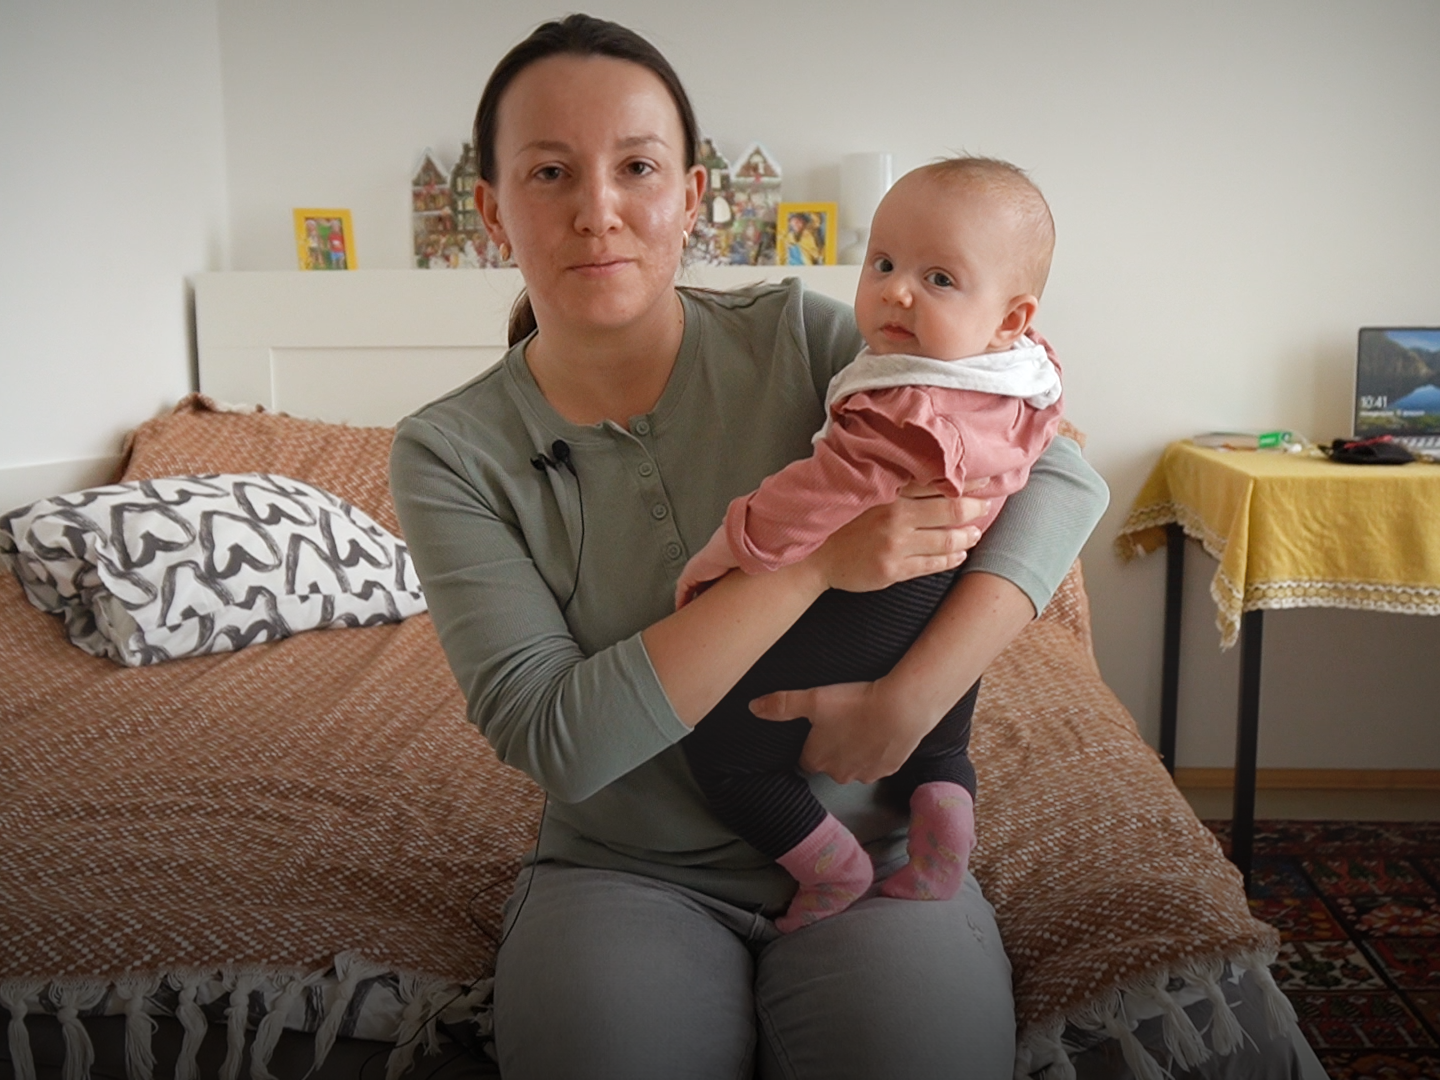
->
<box><xmin>638</xmin><ymin>462</ymin><xmax>655</xmax><ymax>477</ymax></box>
<box><xmin>665</xmin><ymin>542</ymin><xmax>682</xmax><ymax>560</ymax></box>
<box><xmin>634</xmin><ymin>419</ymin><xmax>652</xmax><ymax>436</ymax></box>
<box><xmin>651</xmin><ymin>504</ymin><xmax>669</xmax><ymax>520</ymax></box>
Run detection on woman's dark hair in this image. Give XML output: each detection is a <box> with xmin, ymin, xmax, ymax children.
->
<box><xmin>473</xmin><ymin>14</ymin><xmax>702</xmax><ymax>345</ymax></box>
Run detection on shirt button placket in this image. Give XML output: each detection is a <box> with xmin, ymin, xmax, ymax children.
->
<box><xmin>631</xmin><ymin>416</ymin><xmax>680</xmax><ymax>563</ymax></box>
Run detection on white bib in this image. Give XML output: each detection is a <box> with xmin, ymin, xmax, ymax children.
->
<box><xmin>815</xmin><ymin>338</ymin><xmax>1062</xmax><ymax>443</ymax></box>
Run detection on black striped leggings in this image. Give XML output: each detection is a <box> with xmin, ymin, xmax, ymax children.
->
<box><xmin>682</xmin><ymin>569</ymin><xmax>978</xmax><ymax>859</ymax></box>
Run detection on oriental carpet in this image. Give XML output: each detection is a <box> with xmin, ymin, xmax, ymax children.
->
<box><xmin>1207</xmin><ymin>820</ymin><xmax>1440</xmax><ymax>1080</ymax></box>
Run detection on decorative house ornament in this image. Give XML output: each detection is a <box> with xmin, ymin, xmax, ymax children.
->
<box><xmin>411</xmin><ymin>146</ymin><xmax>513</xmax><ymax>269</ymax></box>
<box><xmin>449</xmin><ymin>142</ymin><xmax>484</xmax><ymax>268</ymax></box>
<box><xmin>411</xmin><ymin>151</ymin><xmax>454</xmax><ymax>267</ymax></box>
<box><xmin>691</xmin><ymin>137</ymin><xmax>735</xmax><ymax>265</ymax></box>
<box><xmin>687</xmin><ymin>139</ymin><xmax>784</xmax><ymax>266</ymax></box>
<box><xmin>293</xmin><ymin>209</ymin><xmax>356</xmax><ymax>271</ymax></box>
<box><xmin>727</xmin><ymin>143</ymin><xmax>783</xmax><ymax>266</ymax></box>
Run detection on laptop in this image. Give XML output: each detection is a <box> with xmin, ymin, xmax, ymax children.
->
<box><xmin>1355</xmin><ymin>327</ymin><xmax>1440</xmax><ymax>457</ymax></box>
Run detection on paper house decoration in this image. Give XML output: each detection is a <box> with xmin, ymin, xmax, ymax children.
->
<box><xmin>727</xmin><ymin>142</ymin><xmax>782</xmax><ymax>266</ymax></box>
<box><xmin>411</xmin><ymin>144</ymin><xmax>514</xmax><ymax>269</ymax></box>
<box><xmin>691</xmin><ymin>136</ymin><xmax>735</xmax><ymax>266</ymax></box>
<box><xmin>412</xmin><ymin>150</ymin><xmax>455</xmax><ymax>268</ymax></box>
<box><xmin>451</xmin><ymin>144</ymin><xmax>482</xmax><ymax>233</ymax></box>
<box><xmin>449</xmin><ymin>142</ymin><xmax>488</xmax><ymax>268</ymax></box>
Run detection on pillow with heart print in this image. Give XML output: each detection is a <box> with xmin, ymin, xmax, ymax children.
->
<box><xmin>0</xmin><ymin>474</ymin><xmax>425</xmax><ymax>666</ymax></box>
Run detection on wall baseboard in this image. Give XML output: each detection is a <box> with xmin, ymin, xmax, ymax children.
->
<box><xmin>0</xmin><ymin>456</ymin><xmax>122</xmax><ymax>515</ymax></box>
<box><xmin>1175</xmin><ymin>768</ymin><xmax>1440</xmax><ymax>791</ymax></box>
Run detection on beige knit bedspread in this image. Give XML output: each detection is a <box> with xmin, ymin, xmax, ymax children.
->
<box><xmin>967</xmin><ymin>565</ymin><xmax>1280</xmax><ymax>1042</ymax></box>
<box><xmin>0</xmin><ymin>570</ymin><xmax>540</xmax><ymax>984</ymax></box>
<box><xmin>0</xmin><ymin>398</ymin><xmax>1279</xmax><ymax>1072</ymax></box>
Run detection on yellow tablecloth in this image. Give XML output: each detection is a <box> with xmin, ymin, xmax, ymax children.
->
<box><xmin>1115</xmin><ymin>442</ymin><xmax>1440</xmax><ymax>647</ymax></box>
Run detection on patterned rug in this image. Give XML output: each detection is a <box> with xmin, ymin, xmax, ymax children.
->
<box><xmin>1206</xmin><ymin>820</ymin><xmax>1440</xmax><ymax>1079</ymax></box>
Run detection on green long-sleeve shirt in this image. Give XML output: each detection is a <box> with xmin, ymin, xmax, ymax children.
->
<box><xmin>390</xmin><ymin>279</ymin><xmax>1109</xmax><ymax>912</ymax></box>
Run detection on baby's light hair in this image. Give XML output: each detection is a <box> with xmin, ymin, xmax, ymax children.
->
<box><xmin>914</xmin><ymin>156</ymin><xmax>1056</xmax><ymax>297</ymax></box>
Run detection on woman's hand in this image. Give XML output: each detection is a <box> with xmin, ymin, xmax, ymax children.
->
<box><xmin>749</xmin><ymin>676</ymin><xmax>927</xmax><ymax>784</ymax></box>
<box><xmin>674</xmin><ymin>524</ymin><xmax>740</xmax><ymax>609</ymax></box>
<box><xmin>809</xmin><ymin>483</ymin><xmax>989</xmax><ymax>593</ymax></box>
<box><xmin>750</xmin><ymin>567</ymin><xmax>1036</xmax><ymax>785</ymax></box>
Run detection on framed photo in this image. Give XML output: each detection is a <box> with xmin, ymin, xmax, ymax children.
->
<box><xmin>293</xmin><ymin>209</ymin><xmax>357</xmax><ymax>271</ymax></box>
<box><xmin>775</xmin><ymin>202</ymin><xmax>837</xmax><ymax>266</ymax></box>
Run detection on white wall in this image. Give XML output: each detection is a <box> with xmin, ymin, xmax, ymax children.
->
<box><xmin>9</xmin><ymin>0</ymin><xmax>1440</xmax><ymax>767</ymax></box>
<box><xmin>214</xmin><ymin>0</ymin><xmax>1440</xmax><ymax>769</ymax></box>
<box><xmin>0</xmin><ymin>1</ymin><xmax>229</xmax><ymax>512</ymax></box>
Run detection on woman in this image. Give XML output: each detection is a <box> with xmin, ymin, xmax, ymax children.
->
<box><xmin>390</xmin><ymin>15</ymin><xmax>1108</xmax><ymax>1079</ymax></box>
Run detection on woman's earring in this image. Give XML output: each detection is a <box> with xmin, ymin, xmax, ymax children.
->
<box><xmin>682</xmin><ymin>230</ymin><xmax>690</xmax><ymax>249</ymax></box>
<box><xmin>498</xmin><ymin>242</ymin><xmax>511</xmax><ymax>262</ymax></box>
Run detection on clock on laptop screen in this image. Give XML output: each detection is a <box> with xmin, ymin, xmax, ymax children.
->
<box><xmin>1355</xmin><ymin>327</ymin><xmax>1440</xmax><ymax>446</ymax></box>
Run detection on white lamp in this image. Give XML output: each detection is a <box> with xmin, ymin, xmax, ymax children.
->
<box><xmin>839</xmin><ymin>152</ymin><xmax>893</xmax><ymax>265</ymax></box>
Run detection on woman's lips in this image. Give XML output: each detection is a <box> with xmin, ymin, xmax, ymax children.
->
<box><xmin>570</xmin><ymin>257</ymin><xmax>634</xmax><ymax>278</ymax></box>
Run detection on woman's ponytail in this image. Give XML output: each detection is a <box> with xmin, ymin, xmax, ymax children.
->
<box><xmin>508</xmin><ymin>289</ymin><xmax>538</xmax><ymax>346</ymax></box>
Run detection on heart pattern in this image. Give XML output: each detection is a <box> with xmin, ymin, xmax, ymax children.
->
<box><xmin>1</xmin><ymin>474</ymin><xmax>425</xmax><ymax>665</ymax></box>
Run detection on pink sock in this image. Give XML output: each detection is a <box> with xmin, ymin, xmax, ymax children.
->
<box><xmin>881</xmin><ymin>782</ymin><xmax>975</xmax><ymax>902</ymax></box>
<box><xmin>774</xmin><ymin>813</ymin><xmax>873</xmax><ymax>933</ymax></box>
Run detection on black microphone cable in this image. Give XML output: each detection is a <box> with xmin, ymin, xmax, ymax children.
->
<box><xmin>530</xmin><ymin>440</ymin><xmax>585</xmax><ymax>613</ymax></box>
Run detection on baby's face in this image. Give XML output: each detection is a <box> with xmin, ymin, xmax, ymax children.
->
<box><xmin>854</xmin><ymin>176</ymin><xmax>1028</xmax><ymax>361</ymax></box>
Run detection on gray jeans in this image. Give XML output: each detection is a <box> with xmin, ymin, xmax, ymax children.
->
<box><xmin>493</xmin><ymin>861</ymin><xmax>1015</xmax><ymax>1080</ymax></box>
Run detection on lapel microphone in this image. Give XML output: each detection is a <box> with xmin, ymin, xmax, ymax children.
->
<box><xmin>531</xmin><ymin>439</ymin><xmax>575</xmax><ymax>476</ymax></box>
<box><xmin>531</xmin><ymin>438</ymin><xmax>584</xmax><ymax>612</ymax></box>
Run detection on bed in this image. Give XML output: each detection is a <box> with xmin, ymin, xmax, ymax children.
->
<box><xmin>0</xmin><ymin>268</ymin><xmax>1326</xmax><ymax>1080</ymax></box>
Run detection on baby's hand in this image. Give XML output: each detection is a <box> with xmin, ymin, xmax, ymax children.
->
<box><xmin>675</xmin><ymin>527</ymin><xmax>742</xmax><ymax>609</ymax></box>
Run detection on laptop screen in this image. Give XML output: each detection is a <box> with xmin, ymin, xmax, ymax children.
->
<box><xmin>1355</xmin><ymin>328</ymin><xmax>1440</xmax><ymax>438</ymax></box>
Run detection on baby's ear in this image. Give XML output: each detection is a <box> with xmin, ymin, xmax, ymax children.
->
<box><xmin>992</xmin><ymin>295</ymin><xmax>1039</xmax><ymax>348</ymax></box>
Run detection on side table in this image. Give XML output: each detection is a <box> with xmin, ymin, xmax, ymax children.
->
<box><xmin>1116</xmin><ymin>442</ymin><xmax>1440</xmax><ymax>890</ymax></box>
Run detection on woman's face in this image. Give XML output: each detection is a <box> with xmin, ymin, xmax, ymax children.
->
<box><xmin>480</xmin><ymin>54</ymin><xmax>703</xmax><ymax>338</ymax></box>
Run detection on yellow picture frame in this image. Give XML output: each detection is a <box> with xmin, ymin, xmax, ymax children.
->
<box><xmin>293</xmin><ymin>208</ymin><xmax>357</xmax><ymax>270</ymax></box>
<box><xmin>775</xmin><ymin>201</ymin><xmax>838</xmax><ymax>266</ymax></box>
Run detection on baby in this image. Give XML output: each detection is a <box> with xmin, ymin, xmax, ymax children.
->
<box><xmin>676</xmin><ymin>157</ymin><xmax>1063</xmax><ymax>932</ymax></box>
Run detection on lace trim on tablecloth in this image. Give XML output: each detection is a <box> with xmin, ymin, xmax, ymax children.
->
<box><xmin>1114</xmin><ymin>502</ymin><xmax>1440</xmax><ymax>648</ymax></box>
<box><xmin>1114</xmin><ymin>502</ymin><xmax>1228</xmax><ymax>565</ymax></box>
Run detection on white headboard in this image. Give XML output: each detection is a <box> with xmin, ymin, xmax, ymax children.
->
<box><xmin>194</xmin><ymin>266</ymin><xmax>861</xmax><ymax>426</ymax></box>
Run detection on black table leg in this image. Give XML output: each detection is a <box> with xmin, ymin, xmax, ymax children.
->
<box><xmin>1160</xmin><ymin>523</ymin><xmax>1185</xmax><ymax>776</ymax></box>
<box><xmin>1232</xmin><ymin>609</ymin><xmax>1265</xmax><ymax>894</ymax></box>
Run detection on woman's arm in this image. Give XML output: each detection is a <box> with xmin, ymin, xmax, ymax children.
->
<box><xmin>392</xmin><ymin>415</ymin><xmax>983</xmax><ymax>802</ymax></box>
<box><xmin>961</xmin><ymin>433</ymin><xmax>1109</xmax><ymax>612</ymax></box>
<box><xmin>752</xmin><ymin>434</ymin><xmax>1109</xmax><ymax>782</ymax></box>
<box><xmin>751</xmin><ymin>570</ymin><xmax>1032</xmax><ymax>782</ymax></box>
<box><xmin>646</xmin><ymin>487</ymin><xmax>986</xmax><ymax>724</ymax></box>
<box><xmin>392</xmin><ymin>422</ymin><xmax>681</xmax><ymax>803</ymax></box>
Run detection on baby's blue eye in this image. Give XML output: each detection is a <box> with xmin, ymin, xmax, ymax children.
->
<box><xmin>871</xmin><ymin>256</ymin><xmax>893</xmax><ymax>273</ymax></box>
<box><xmin>926</xmin><ymin>271</ymin><xmax>955</xmax><ymax>288</ymax></box>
